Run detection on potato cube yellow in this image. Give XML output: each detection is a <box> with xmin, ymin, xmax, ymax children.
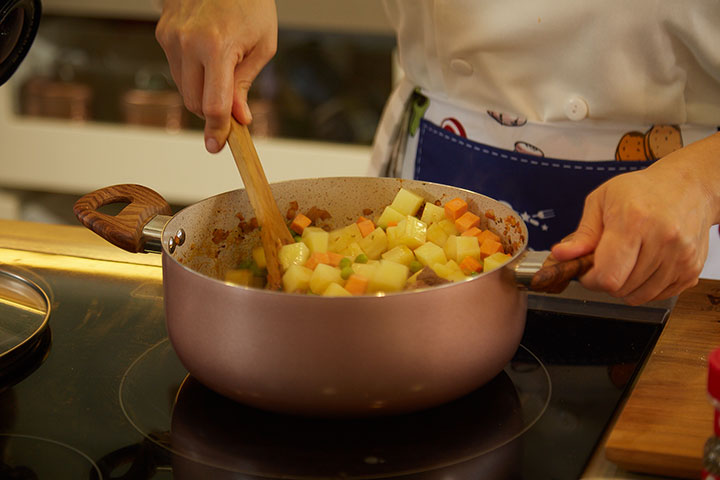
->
<box><xmin>381</xmin><ymin>245</ymin><xmax>415</xmax><ymax>266</ymax></box>
<box><xmin>390</xmin><ymin>188</ymin><xmax>425</xmax><ymax>216</ymax></box>
<box><xmin>394</xmin><ymin>215</ymin><xmax>427</xmax><ymax>249</ymax></box>
<box><xmin>431</xmin><ymin>261</ymin><xmax>467</xmax><ymax>282</ymax></box>
<box><xmin>322</xmin><ymin>282</ymin><xmax>352</xmax><ymax>297</ymax></box>
<box><xmin>328</xmin><ymin>223</ymin><xmax>362</xmax><ymax>253</ymax></box>
<box><xmin>414</xmin><ymin>242</ymin><xmax>447</xmax><ymax>266</ymax></box>
<box><xmin>358</xmin><ymin>227</ymin><xmax>388</xmax><ymax>260</ymax></box>
<box><xmin>251</xmin><ymin>246</ymin><xmax>267</xmax><ymax>269</ymax></box>
<box><xmin>282</xmin><ymin>264</ymin><xmax>313</xmax><ymax>293</ymax></box>
<box><xmin>420</xmin><ymin>202</ymin><xmax>446</xmax><ymax>225</ymax></box>
<box><xmin>352</xmin><ymin>261</ymin><xmax>378</xmax><ymax>279</ymax></box>
<box><xmin>341</xmin><ymin>241</ymin><xmax>364</xmax><ymax>258</ymax></box>
<box><xmin>278</xmin><ymin>242</ymin><xmax>310</xmax><ymax>271</ymax></box>
<box><xmin>444</xmin><ymin>235</ymin><xmax>481</xmax><ymax>263</ymax></box>
<box><xmin>369</xmin><ymin>260</ymin><xmax>410</xmax><ymax>293</ymax></box>
<box><xmin>310</xmin><ymin>263</ymin><xmax>343</xmax><ymax>294</ymax></box>
<box><xmin>438</xmin><ymin>219</ymin><xmax>458</xmax><ymax>236</ymax></box>
<box><xmin>426</xmin><ymin>223</ymin><xmax>449</xmax><ymax>247</ymax></box>
<box><xmin>302</xmin><ymin>227</ymin><xmax>329</xmax><ymax>254</ymax></box>
<box><xmin>385</xmin><ymin>225</ymin><xmax>400</xmax><ymax>249</ymax></box>
<box><xmin>483</xmin><ymin>252</ymin><xmax>512</xmax><ymax>272</ymax></box>
<box><xmin>376</xmin><ymin>206</ymin><xmax>405</xmax><ymax>229</ymax></box>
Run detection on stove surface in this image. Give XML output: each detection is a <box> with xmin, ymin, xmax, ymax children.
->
<box><xmin>0</xmin><ymin>251</ymin><xmax>668</xmax><ymax>479</ymax></box>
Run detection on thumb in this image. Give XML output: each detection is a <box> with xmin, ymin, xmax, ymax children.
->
<box><xmin>551</xmin><ymin>194</ymin><xmax>604</xmax><ymax>261</ymax></box>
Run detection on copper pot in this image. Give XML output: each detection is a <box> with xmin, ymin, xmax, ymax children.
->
<box><xmin>73</xmin><ymin>177</ymin><xmax>590</xmax><ymax>416</ymax></box>
<box><xmin>121</xmin><ymin>89</ymin><xmax>185</xmax><ymax>130</ymax></box>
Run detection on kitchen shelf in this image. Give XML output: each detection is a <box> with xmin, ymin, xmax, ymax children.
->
<box><xmin>0</xmin><ymin>76</ymin><xmax>373</xmax><ymax>206</ymax></box>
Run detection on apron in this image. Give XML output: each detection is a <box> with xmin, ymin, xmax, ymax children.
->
<box><xmin>382</xmin><ymin>89</ymin><xmax>719</xmax><ymax>255</ymax></box>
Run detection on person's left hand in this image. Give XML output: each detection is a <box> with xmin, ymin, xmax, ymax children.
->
<box><xmin>551</xmin><ymin>132</ymin><xmax>720</xmax><ymax>305</ymax></box>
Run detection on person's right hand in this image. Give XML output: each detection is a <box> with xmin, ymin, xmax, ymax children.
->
<box><xmin>156</xmin><ymin>0</ymin><xmax>278</xmax><ymax>153</ymax></box>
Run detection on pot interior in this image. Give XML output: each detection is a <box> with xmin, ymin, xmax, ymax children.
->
<box><xmin>163</xmin><ymin>177</ymin><xmax>528</xmax><ymax>285</ymax></box>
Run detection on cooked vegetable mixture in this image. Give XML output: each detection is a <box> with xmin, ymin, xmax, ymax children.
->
<box><xmin>225</xmin><ymin>188</ymin><xmax>513</xmax><ymax>295</ymax></box>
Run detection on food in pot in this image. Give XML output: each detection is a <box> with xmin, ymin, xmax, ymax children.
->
<box><xmin>225</xmin><ymin>187</ymin><xmax>512</xmax><ymax>295</ymax></box>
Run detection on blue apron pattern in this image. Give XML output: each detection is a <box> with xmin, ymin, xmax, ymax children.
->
<box><xmin>414</xmin><ymin>119</ymin><xmax>656</xmax><ymax>250</ymax></box>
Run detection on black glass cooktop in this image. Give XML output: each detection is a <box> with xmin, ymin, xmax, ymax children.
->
<box><xmin>0</xmin><ymin>259</ymin><xmax>667</xmax><ymax>479</ymax></box>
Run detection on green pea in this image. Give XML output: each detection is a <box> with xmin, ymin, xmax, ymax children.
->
<box><xmin>293</xmin><ymin>234</ymin><xmax>302</xmax><ymax>243</ymax></box>
<box><xmin>341</xmin><ymin>266</ymin><xmax>354</xmax><ymax>280</ymax></box>
<box><xmin>339</xmin><ymin>257</ymin><xmax>352</xmax><ymax>269</ymax></box>
<box><xmin>355</xmin><ymin>253</ymin><xmax>369</xmax><ymax>264</ymax></box>
<box><xmin>409</xmin><ymin>260</ymin><xmax>423</xmax><ymax>273</ymax></box>
<box><xmin>237</xmin><ymin>259</ymin><xmax>253</xmax><ymax>269</ymax></box>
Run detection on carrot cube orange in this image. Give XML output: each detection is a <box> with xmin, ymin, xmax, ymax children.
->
<box><xmin>454</xmin><ymin>211</ymin><xmax>481</xmax><ymax>233</ymax></box>
<box><xmin>459</xmin><ymin>256</ymin><xmax>483</xmax><ymax>274</ymax></box>
<box><xmin>477</xmin><ymin>229</ymin><xmax>501</xmax><ymax>245</ymax></box>
<box><xmin>444</xmin><ymin>198</ymin><xmax>468</xmax><ymax>221</ymax></box>
<box><xmin>326</xmin><ymin>252</ymin><xmax>344</xmax><ymax>267</ymax></box>
<box><xmin>461</xmin><ymin>227</ymin><xmax>483</xmax><ymax>239</ymax></box>
<box><xmin>304</xmin><ymin>252</ymin><xmax>330</xmax><ymax>270</ymax></box>
<box><xmin>356</xmin><ymin>217</ymin><xmax>376</xmax><ymax>238</ymax></box>
<box><xmin>344</xmin><ymin>274</ymin><xmax>369</xmax><ymax>295</ymax></box>
<box><xmin>290</xmin><ymin>213</ymin><xmax>312</xmax><ymax>235</ymax></box>
<box><xmin>479</xmin><ymin>239</ymin><xmax>503</xmax><ymax>259</ymax></box>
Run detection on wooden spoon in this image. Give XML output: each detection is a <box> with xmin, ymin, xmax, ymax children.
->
<box><xmin>227</xmin><ymin>118</ymin><xmax>294</xmax><ymax>290</ymax></box>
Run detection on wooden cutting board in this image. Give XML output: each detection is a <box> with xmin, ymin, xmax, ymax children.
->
<box><xmin>605</xmin><ymin>279</ymin><xmax>720</xmax><ymax>478</ymax></box>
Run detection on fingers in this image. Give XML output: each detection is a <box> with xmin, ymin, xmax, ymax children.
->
<box><xmin>202</xmin><ymin>55</ymin><xmax>235</xmax><ymax>153</ymax></box>
<box><xmin>232</xmin><ymin>42</ymin><xmax>277</xmax><ymax>125</ymax></box>
<box><xmin>551</xmin><ymin>190</ymin><xmax>604</xmax><ymax>261</ymax></box>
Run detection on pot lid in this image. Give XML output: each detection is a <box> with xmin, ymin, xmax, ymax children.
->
<box><xmin>0</xmin><ymin>269</ymin><xmax>49</xmax><ymax>363</ymax></box>
<box><xmin>0</xmin><ymin>0</ymin><xmax>42</xmax><ymax>86</ymax></box>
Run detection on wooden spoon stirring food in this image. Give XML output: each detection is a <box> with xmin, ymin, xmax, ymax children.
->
<box><xmin>227</xmin><ymin>119</ymin><xmax>294</xmax><ymax>290</ymax></box>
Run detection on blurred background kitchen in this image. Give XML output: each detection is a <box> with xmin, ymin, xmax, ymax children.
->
<box><xmin>0</xmin><ymin>0</ymin><xmax>395</xmax><ymax>224</ymax></box>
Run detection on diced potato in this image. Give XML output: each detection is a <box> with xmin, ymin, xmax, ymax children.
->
<box><xmin>483</xmin><ymin>252</ymin><xmax>512</xmax><ymax>272</ymax></box>
<box><xmin>328</xmin><ymin>223</ymin><xmax>362</xmax><ymax>253</ymax></box>
<box><xmin>310</xmin><ymin>263</ymin><xmax>343</xmax><ymax>295</ymax></box>
<box><xmin>369</xmin><ymin>260</ymin><xmax>410</xmax><ymax>293</ymax></box>
<box><xmin>444</xmin><ymin>235</ymin><xmax>481</xmax><ymax>263</ymax></box>
<box><xmin>426</xmin><ymin>223</ymin><xmax>449</xmax><ymax>247</ymax></box>
<box><xmin>394</xmin><ymin>215</ymin><xmax>427</xmax><ymax>250</ymax></box>
<box><xmin>376</xmin><ymin>206</ymin><xmax>405</xmax><ymax>229</ymax></box>
<box><xmin>414</xmin><ymin>242</ymin><xmax>447</xmax><ymax>266</ymax></box>
<box><xmin>438</xmin><ymin>219</ymin><xmax>458</xmax><ymax>236</ymax></box>
<box><xmin>251</xmin><ymin>246</ymin><xmax>267</xmax><ymax>269</ymax></box>
<box><xmin>282</xmin><ymin>264</ymin><xmax>313</xmax><ymax>293</ymax></box>
<box><xmin>341</xmin><ymin>241</ymin><xmax>364</xmax><ymax>258</ymax></box>
<box><xmin>278</xmin><ymin>242</ymin><xmax>310</xmax><ymax>271</ymax></box>
<box><xmin>385</xmin><ymin>225</ymin><xmax>400</xmax><ymax>249</ymax></box>
<box><xmin>420</xmin><ymin>202</ymin><xmax>446</xmax><ymax>225</ymax></box>
<box><xmin>390</xmin><ymin>188</ymin><xmax>424</xmax><ymax>216</ymax></box>
<box><xmin>352</xmin><ymin>261</ymin><xmax>378</xmax><ymax>279</ymax></box>
<box><xmin>322</xmin><ymin>282</ymin><xmax>352</xmax><ymax>297</ymax></box>
<box><xmin>302</xmin><ymin>227</ymin><xmax>329</xmax><ymax>254</ymax></box>
<box><xmin>358</xmin><ymin>227</ymin><xmax>388</xmax><ymax>260</ymax></box>
<box><xmin>381</xmin><ymin>245</ymin><xmax>415</xmax><ymax>266</ymax></box>
<box><xmin>431</xmin><ymin>261</ymin><xmax>467</xmax><ymax>282</ymax></box>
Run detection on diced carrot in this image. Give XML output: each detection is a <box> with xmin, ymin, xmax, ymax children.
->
<box><xmin>344</xmin><ymin>274</ymin><xmax>369</xmax><ymax>295</ymax></box>
<box><xmin>304</xmin><ymin>252</ymin><xmax>330</xmax><ymax>270</ymax></box>
<box><xmin>444</xmin><ymin>198</ymin><xmax>468</xmax><ymax>221</ymax></box>
<box><xmin>454</xmin><ymin>211</ymin><xmax>480</xmax><ymax>233</ymax></box>
<box><xmin>461</xmin><ymin>226</ymin><xmax>483</xmax><ymax>239</ymax></box>
<box><xmin>356</xmin><ymin>217</ymin><xmax>376</xmax><ymax>238</ymax></box>
<box><xmin>479</xmin><ymin>239</ymin><xmax>503</xmax><ymax>259</ymax></box>
<box><xmin>326</xmin><ymin>252</ymin><xmax>344</xmax><ymax>267</ymax></box>
<box><xmin>290</xmin><ymin>213</ymin><xmax>312</xmax><ymax>235</ymax></box>
<box><xmin>477</xmin><ymin>229</ymin><xmax>501</xmax><ymax>245</ymax></box>
<box><xmin>459</xmin><ymin>256</ymin><xmax>483</xmax><ymax>274</ymax></box>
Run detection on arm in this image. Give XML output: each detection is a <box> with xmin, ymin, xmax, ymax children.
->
<box><xmin>551</xmin><ymin>132</ymin><xmax>720</xmax><ymax>305</ymax></box>
<box><xmin>155</xmin><ymin>0</ymin><xmax>278</xmax><ymax>153</ymax></box>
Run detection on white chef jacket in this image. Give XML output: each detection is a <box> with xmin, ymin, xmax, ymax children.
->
<box><xmin>370</xmin><ymin>0</ymin><xmax>720</xmax><ymax>276</ymax></box>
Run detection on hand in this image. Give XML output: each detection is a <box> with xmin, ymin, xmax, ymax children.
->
<box><xmin>156</xmin><ymin>0</ymin><xmax>277</xmax><ymax>153</ymax></box>
<box><xmin>551</xmin><ymin>133</ymin><xmax>720</xmax><ymax>305</ymax></box>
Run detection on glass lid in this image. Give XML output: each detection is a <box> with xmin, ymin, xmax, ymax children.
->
<box><xmin>0</xmin><ymin>269</ymin><xmax>50</xmax><ymax>361</ymax></box>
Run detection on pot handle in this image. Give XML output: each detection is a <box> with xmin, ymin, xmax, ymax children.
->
<box><xmin>73</xmin><ymin>184</ymin><xmax>172</xmax><ymax>253</ymax></box>
<box><xmin>515</xmin><ymin>251</ymin><xmax>595</xmax><ymax>293</ymax></box>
